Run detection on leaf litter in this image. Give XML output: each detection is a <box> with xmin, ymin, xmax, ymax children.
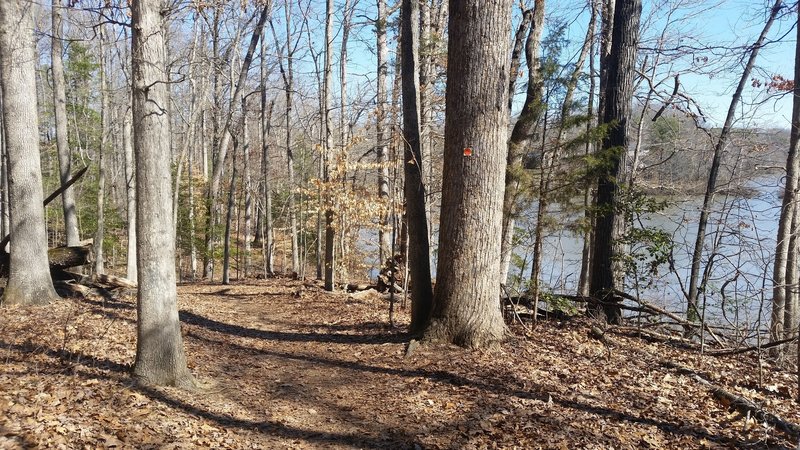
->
<box><xmin>0</xmin><ymin>277</ymin><xmax>797</xmax><ymax>449</ymax></box>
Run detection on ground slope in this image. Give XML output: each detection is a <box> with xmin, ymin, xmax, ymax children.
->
<box><xmin>0</xmin><ymin>278</ymin><xmax>797</xmax><ymax>449</ymax></box>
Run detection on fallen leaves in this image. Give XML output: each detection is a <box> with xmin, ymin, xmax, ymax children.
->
<box><xmin>0</xmin><ymin>278</ymin><xmax>796</xmax><ymax>449</ymax></box>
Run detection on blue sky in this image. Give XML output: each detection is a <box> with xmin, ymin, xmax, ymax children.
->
<box><xmin>269</xmin><ymin>0</ymin><xmax>797</xmax><ymax>129</ymax></box>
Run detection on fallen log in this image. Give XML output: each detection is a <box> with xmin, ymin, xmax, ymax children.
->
<box><xmin>695</xmin><ymin>374</ymin><xmax>800</xmax><ymax>439</ymax></box>
<box><xmin>662</xmin><ymin>361</ymin><xmax>800</xmax><ymax>440</ymax></box>
<box><xmin>93</xmin><ymin>273</ymin><xmax>137</xmax><ymax>289</ymax></box>
<box><xmin>0</xmin><ymin>244</ymin><xmax>92</xmax><ymax>277</ymax></box>
<box><xmin>705</xmin><ymin>335</ymin><xmax>798</xmax><ymax>356</ymax></box>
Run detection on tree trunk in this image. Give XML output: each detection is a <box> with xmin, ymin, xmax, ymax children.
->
<box><xmin>131</xmin><ymin>0</ymin><xmax>194</xmax><ymax>388</ymax></box>
<box><xmin>261</xmin><ymin>94</ymin><xmax>275</xmax><ymax>276</ymax></box>
<box><xmin>337</xmin><ymin>0</ymin><xmax>353</xmax><ymax>286</ymax></box>
<box><xmin>322</xmin><ymin>0</ymin><xmax>336</xmax><ymax>291</ymax></box>
<box><xmin>424</xmin><ymin>0</ymin><xmax>512</xmax><ymax>348</ymax></box>
<box><xmin>0</xmin><ymin>93</ymin><xmax>6</xmax><ymax>243</ymax></box>
<box><xmin>124</xmin><ymin>108</ymin><xmax>138</xmax><ymax>283</ymax></box>
<box><xmin>376</xmin><ymin>0</ymin><xmax>391</xmax><ymax>265</ymax></box>
<box><xmin>0</xmin><ymin>0</ymin><xmax>59</xmax><ymax>306</ymax></box>
<box><xmin>188</xmin><ymin>123</ymin><xmax>196</xmax><ymax>280</ymax></box>
<box><xmin>597</xmin><ymin>0</ymin><xmax>615</xmax><ymax>122</ymax></box>
<box><xmin>51</xmin><ymin>0</ymin><xmax>80</xmax><ymax>246</ymax></box>
<box><xmin>577</xmin><ymin>1</ymin><xmax>598</xmax><ymax>299</ymax></box>
<box><xmin>95</xmin><ymin>22</ymin><xmax>109</xmax><ymax>276</ymax></box>
<box><xmin>772</xmin><ymin>0</ymin><xmax>798</xmax><ymax>345</ymax></box>
<box><xmin>500</xmin><ymin>0</ymin><xmax>545</xmax><ymax>284</ymax></box>
<box><xmin>689</xmin><ymin>0</ymin><xmax>781</xmax><ymax>323</ymax></box>
<box><xmin>242</xmin><ymin>100</ymin><xmax>252</xmax><ymax>279</ymax></box>
<box><xmin>271</xmin><ymin>3</ymin><xmax>300</xmax><ymax>274</ymax></box>
<box><xmin>223</xmin><ymin>139</ymin><xmax>237</xmax><ymax>285</ymax></box>
<box><xmin>589</xmin><ymin>0</ymin><xmax>642</xmax><ymax>324</ymax></box>
<box><xmin>401</xmin><ymin>0</ymin><xmax>435</xmax><ymax>334</ymax></box>
<box><xmin>498</xmin><ymin>5</ymin><xmax>533</xmax><ymax>284</ymax></box>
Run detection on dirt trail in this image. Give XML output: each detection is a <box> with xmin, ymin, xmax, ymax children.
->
<box><xmin>0</xmin><ymin>278</ymin><xmax>797</xmax><ymax>449</ymax></box>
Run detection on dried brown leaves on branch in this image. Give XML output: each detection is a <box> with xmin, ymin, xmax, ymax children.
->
<box><xmin>0</xmin><ymin>279</ymin><xmax>797</xmax><ymax>448</ymax></box>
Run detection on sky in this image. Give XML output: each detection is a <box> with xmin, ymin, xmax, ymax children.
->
<box><xmin>261</xmin><ymin>0</ymin><xmax>797</xmax><ymax>130</ymax></box>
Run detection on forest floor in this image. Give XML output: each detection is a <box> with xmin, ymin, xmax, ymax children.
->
<box><xmin>0</xmin><ymin>277</ymin><xmax>798</xmax><ymax>449</ymax></box>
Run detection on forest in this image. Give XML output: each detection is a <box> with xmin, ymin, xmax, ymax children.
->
<box><xmin>0</xmin><ymin>0</ymin><xmax>799</xmax><ymax>448</ymax></box>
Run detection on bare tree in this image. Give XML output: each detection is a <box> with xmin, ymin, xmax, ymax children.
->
<box><xmin>500</xmin><ymin>0</ymin><xmax>545</xmax><ymax>284</ymax></box>
<box><xmin>51</xmin><ymin>0</ymin><xmax>80</xmax><ymax>246</ymax></box>
<box><xmin>424</xmin><ymin>0</ymin><xmax>513</xmax><ymax>348</ymax></box>
<box><xmin>687</xmin><ymin>0</ymin><xmax>781</xmax><ymax>323</ymax></box>
<box><xmin>0</xmin><ymin>0</ymin><xmax>59</xmax><ymax>306</ymax></box>
<box><xmin>204</xmin><ymin>5</ymin><xmax>270</xmax><ymax>280</ymax></box>
<box><xmin>131</xmin><ymin>0</ymin><xmax>194</xmax><ymax>388</ymax></box>
<box><xmin>270</xmin><ymin>1</ymin><xmax>302</xmax><ymax>274</ymax></box>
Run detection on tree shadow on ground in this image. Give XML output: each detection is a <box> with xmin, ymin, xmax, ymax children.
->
<box><xmin>0</xmin><ymin>339</ymin><xmax>420</xmax><ymax>448</ymax></box>
<box><xmin>178</xmin><ymin>310</ymin><xmax>407</xmax><ymax>345</ymax></box>
<box><xmin>31</xmin><ymin>297</ymin><xmax>779</xmax><ymax>448</ymax></box>
<box><xmin>187</xmin><ymin>330</ymin><xmax>765</xmax><ymax>449</ymax></box>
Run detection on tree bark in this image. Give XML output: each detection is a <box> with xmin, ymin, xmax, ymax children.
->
<box><xmin>0</xmin><ymin>0</ymin><xmax>59</xmax><ymax>306</ymax></box>
<box><xmin>51</xmin><ymin>0</ymin><xmax>80</xmax><ymax>246</ymax></box>
<box><xmin>0</xmin><ymin>93</ymin><xmax>6</xmax><ymax>243</ymax></box>
<box><xmin>131</xmin><ymin>0</ymin><xmax>194</xmax><ymax>388</ymax></box>
<box><xmin>589</xmin><ymin>0</ymin><xmax>642</xmax><ymax>324</ymax></box>
<box><xmin>424</xmin><ymin>0</ymin><xmax>512</xmax><ymax>348</ymax></box>
<box><xmin>401</xmin><ymin>0</ymin><xmax>435</xmax><ymax>334</ymax></box>
<box><xmin>124</xmin><ymin>108</ymin><xmax>138</xmax><ymax>283</ymax></box>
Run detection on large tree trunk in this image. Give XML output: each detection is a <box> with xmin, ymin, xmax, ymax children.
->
<box><xmin>131</xmin><ymin>0</ymin><xmax>194</xmax><ymax>388</ymax></box>
<box><xmin>688</xmin><ymin>0</ymin><xmax>781</xmax><ymax>324</ymax></box>
<box><xmin>376</xmin><ymin>0</ymin><xmax>392</xmax><ymax>265</ymax></box>
<box><xmin>0</xmin><ymin>0</ymin><xmax>59</xmax><ymax>306</ymax></box>
<box><xmin>424</xmin><ymin>0</ymin><xmax>512</xmax><ymax>348</ymax></box>
<box><xmin>401</xmin><ymin>0</ymin><xmax>435</xmax><ymax>334</ymax></box>
<box><xmin>51</xmin><ymin>0</ymin><xmax>80</xmax><ymax>246</ymax></box>
<box><xmin>589</xmin><ymin>0</ymin><xmax>642</xmax><ymax>324</ymax></box>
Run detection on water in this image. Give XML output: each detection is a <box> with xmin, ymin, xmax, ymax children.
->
<box><xmin>513</xmin><ymin>175</ymin><xmax>783</xmax><ymax>331</ymax></box>
<box><xmin>357</xmin><ymin>176</ymin><xmax>784</xmax><ymax>332</ymax></box>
